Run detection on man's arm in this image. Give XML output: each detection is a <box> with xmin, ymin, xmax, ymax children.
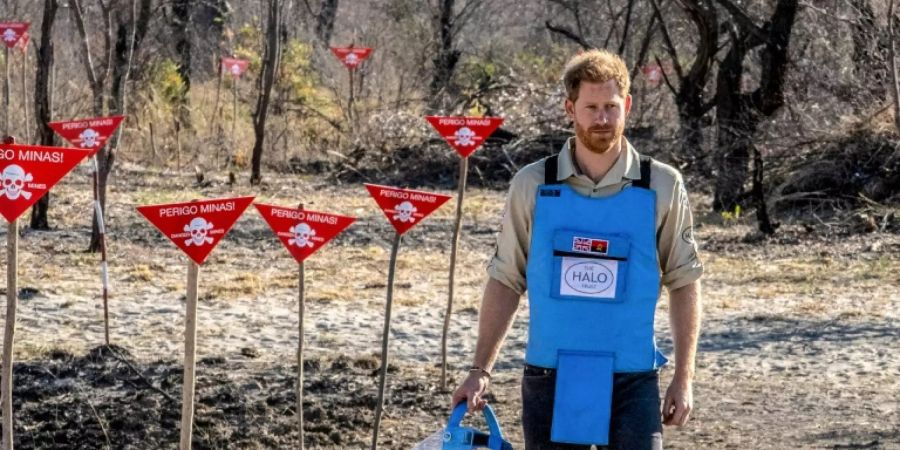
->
<box><xmin>451</xmin><ymin>278</ymin><xmax>521</xmax><ymax>411</ymax></box>
<box><xmin>663</xmin><ymin>280</ymin><xmax>702</xmax><ymax>426</ymax></box>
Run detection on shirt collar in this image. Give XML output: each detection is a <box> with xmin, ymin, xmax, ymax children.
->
<box><xmin>556</xmin><ymin>137</ymin><xmax>641</xmax><ymax>187</ymax></box>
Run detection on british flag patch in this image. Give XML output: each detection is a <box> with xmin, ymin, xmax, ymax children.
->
<box><xmin>572</xmin><ymin>236</ymin><xmax>609</xmax><ymax>255</ymax></box>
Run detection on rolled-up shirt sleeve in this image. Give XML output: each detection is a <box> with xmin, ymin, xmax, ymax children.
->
<box><xmin>486</xmin><ymin>169</ymin><xmax>537</xmax><ymax>295</ymax></box>
<box><xmin>658</xmin><ymin>175</ymin><xmax>704</xmax><ymax>291</ymax></box>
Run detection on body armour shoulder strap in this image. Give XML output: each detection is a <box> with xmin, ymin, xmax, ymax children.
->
<box><xmin>633</xmin><ymin>155</ymin><xmax>652</xmax><ymax>189</ymax></box>
<box><xmin>543</xmin><ymin>152</ymin><xmax>653</xmax><ymax>188</ymax></box>
<box><xmin>544</xmin><ymin>154</ymin><xmax>561</xmax><ymax>185</ymax></box>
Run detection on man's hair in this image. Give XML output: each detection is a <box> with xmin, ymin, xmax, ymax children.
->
<box><xmin>562</xmin><ymin>49</ymin><xmax>630</xmax><ymax>101</ymax></box>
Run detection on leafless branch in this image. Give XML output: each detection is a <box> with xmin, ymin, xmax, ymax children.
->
<box><xmin>716</xmin><ymin>0</ymin><xmax>769</xmax><ymax>44</ymax></box>
<box><xmin>650</xmin><ymin>0</ymin><xmax>684</xmax><ymax>82</ymax></box>
<box><xmin>545</xmin><ymin>20</ymin><xmax>593</xmax><ymax>50</ymax></box>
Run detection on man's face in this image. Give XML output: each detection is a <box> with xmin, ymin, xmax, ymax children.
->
<box><xmin>565</xmin><ymin>79</ymin><xmax>631</xmax><ymax>154</ymax></box>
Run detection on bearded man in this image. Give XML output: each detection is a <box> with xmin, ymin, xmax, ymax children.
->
<box><xmin>452</xmin><ymin>49</ymin><xmax>704</xmax><ymax>450</ymax></box>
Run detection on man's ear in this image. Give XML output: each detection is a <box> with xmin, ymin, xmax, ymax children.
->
<box><xmin>565</xmin><ymin>98</ymin><xmax>575</xmax><ymax>120</ymax></box>
<box><xmin>624</xmin><ymin>94</ymin><xmax>633</xmax><ymax>116</ymax></box>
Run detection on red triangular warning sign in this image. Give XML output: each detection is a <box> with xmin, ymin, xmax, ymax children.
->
<box><xmin>136</xmin><ymin>196</ymin><xmax>255</xmax><ymax>265</ymax></box>
<box><xmin>48</xmin><ymin>115</ymin><xmax>126</xmax><ymax>156</ymax></box>
<box><xmin>221</xmin><ymin>57</ymin><xmax>249</xmax><ymax>78</ymax></box>
<box><xmin>0</xmin><ymin>22</ymin><xmax>29</xmax><ymax>49</ymax></box>
<box><xmin>0</xmin><ymin>144</ymin><xmax>92</xmax><ymax>222</ymax></box>
<box><xmin>365</xmin><ymin>184</ymin><xmax>451</xmax><ymax>235</ymax></box>
<box><xmin>425</xmin><ymin>116</ymin><xmax>504</xmax><ymax>158</ymax></box>
<box><xmin>254</xmin><ymin>204</ymin><xmax>355</xmax><ymax>263</ymax></box>
<box><xmin>330</xmin><ymin>47</ymin><xmax>373</xmax><ymax>70</ymax></box>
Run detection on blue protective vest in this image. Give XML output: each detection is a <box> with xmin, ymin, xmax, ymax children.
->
<box><xmin>523</xmin><ymin>153</ymin><xmax>667</xmax><ymax>445</ymax></box>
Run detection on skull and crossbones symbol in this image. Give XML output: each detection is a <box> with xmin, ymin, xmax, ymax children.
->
<box><xmin>344</xmin><ymin>53</ymin><xmax>359</xmax><ymax>66</ymax></box>
<box><xmin>393</xmin><ymin>201</ymin><xmax>417</xmax><ymax>223</ymax></box>
<box><xmin>0</xmin><ymin>164</ymin><xmax>34</xmax><ymax>200</ymax></box>
<box><xmin>288</xmin><ymin>222</ymin><xmax>316</xmax><ymax>248</ymax></box>
<box><xmin>230</xmin><ymin>64</ymin><xmax>241</xmax><ymax>76</ymax></box>
<box><xmin>1</xmin><ymin>29</ymin><xmax>17</xmax><ymax>43</ymax></box>
<box><xmin>184</xmin><ymin>217</ymin><xmax>214</xmax><ymax>246</ymax></box>
<box><xmin>79</xmin><ymin>128</ymin><xmax>100</xmax><ymax>148</ymax></box>
<box><xmin>455</xmin><ymin>127</ymin><xmax>476</xmax><ymax>146</ymax></box>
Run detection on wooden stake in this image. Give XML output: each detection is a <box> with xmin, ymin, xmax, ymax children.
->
<box><xmin>371</xmin><ymin>232</ymin><xmax>401</xmax><ymax>450</ymax></box>
<box><xmin>180</xmin><ymin>261</ymin><xmax>200</xmax><ymax>450</ymax></box>
<box><xmin>149</xmin><ymin>121</ymin><xmax>158</xmax><ymax>164</ymax></box>
<box><xmin>348</xmin><ymin>69</ymin><xmax>355</xmax><ymax>125</ymax></box>
<box><xmin>20</xmin><ymin>48</ymin><xmax>28</xmax><ymax>143</ymax></box>
<box><xmin>91</xmin><ymin>156</ymin><xmax>111</xmax><ymax>346</ymax></box>
<box><xmin>210</xmin><ymin>63</ymin><xmax>223</xmax><ymax>168</ymax></box>
<box><xmin>2</xmin><ymin>220</ymin><xmax>18</xmax><ymax>450</ymax></box>
<box><xmin>441</xmin><ymin>156</ymin><xmax>468</xmax><ymax>390</ymax></box>
<box><xmin>230</xmin><ymin>75</ymin><xmax>237</xmax><ymax>167</ymax></box>
<box><xmin>175</xmin><ymin>119</ymin><xmax>182</xmax><ymax>171</ymax></box>
<box><xmin>296</xmin><ymin>261</ymin><xmax>305</xmax><ymax>450</ymax></box>
<box><xmin>296</xmin><ymin>201</ymin><xmax>305</xmax><ymax>450</ymax></box>
<box><xmin>4</xmin><ymin>47</ymin><xmax>9</xmax><ymax>136</ymax></box>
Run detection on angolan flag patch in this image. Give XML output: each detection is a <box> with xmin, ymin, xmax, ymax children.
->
<box><xmin>572</xmin><ymin>236</ymin><xmax>609</xmax><ymax>255</ymax></box>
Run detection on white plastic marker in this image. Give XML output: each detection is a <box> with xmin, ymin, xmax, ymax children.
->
<box><xmin>136</xmin><ymin>196</ymin><xmax>254</xmax><ymax>450</ymax></box>
<box><xmin>254</xmin><ymin>202</ymin><xmax>355</xmax><ymax>449</ymax></box>
<box><xmin>425</xmin><ymin>115</ymin><xmax>504</xmax><ymax>390</ymax></box>
<box><xmin>48</xmin><ymin>115</ymin><xmax>126</xmax><ymax>346</ymax></box>
<box><xmin>0</xmin><ymin>139</ymin><xmax>91</xmax><ymax>450</ymax></box>
<box><xmin>364</xmin><ymin>183</ymin><xmax>451</xmax><ymax>450</ymax></box>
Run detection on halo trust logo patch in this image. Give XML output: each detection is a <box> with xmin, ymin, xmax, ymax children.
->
<box><xmin>572</xmin><ymin>236</ymin><xmax>609</xmax><ymax>255</ymax></box>
<box><xmin>559</xmin><ymin>257</ymin><xmax>619</xmax><ymax>299</ymax></box>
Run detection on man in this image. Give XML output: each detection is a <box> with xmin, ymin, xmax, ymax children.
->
<box><xmin>451</xmin><ymin>49</ymin><xmax>703</xmax><ymax>449</ymax></box>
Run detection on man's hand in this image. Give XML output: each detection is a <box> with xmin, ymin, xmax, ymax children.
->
<box><xmin>451</xmin><ymin>371</ymin><xmax>490</xmax><ymax>412</ymax></box>
<box><xmin>662</xmin><ymin>375</ymin><xmax>693</xmax><ymax>426</ymax></box>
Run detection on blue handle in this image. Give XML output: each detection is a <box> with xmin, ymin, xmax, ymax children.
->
<box><xmin>447</xmin><ymin>402</ymin><xmax>508</xmax><ymax>449</ymax></box>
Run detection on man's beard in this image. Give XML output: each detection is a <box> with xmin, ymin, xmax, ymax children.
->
<box><xmin>575</xmin><ymin>122</ymin><xmax>623</xmax><ymax>154</ymax></box>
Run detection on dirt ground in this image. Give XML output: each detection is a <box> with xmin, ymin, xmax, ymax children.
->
<box><xmin>0</xmin><ymin>163</ymin><xmax>898</xmax><ymax>449</ymax></box>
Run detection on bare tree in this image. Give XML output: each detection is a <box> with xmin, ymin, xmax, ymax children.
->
<box><xmin>71</xmin><ymin>0</ymin><xmax>152</xmax><ymax>251</ymax></box>
<box><xmin>429</xmin><ymin>0</ymin><xmax>460</xmax><ymax>110</ymax></box>
<box><xmin>428</xmin><ymin>0</ymin><xmax>485</xmax><ymax>111</ymax></box>
<box><xmin>30</xmin><ymin>0</ymin><xmax>59</xmax><ymax>230</ymax></box>
<box><xmin>250</xmin><ymin>0</ymin><xmax>284</xmax><ymax>185</ymax></box>
<box><xmin>652</xmin><ymin>0</ymin><xmax>718</xmax><ymax>167</ymax></box>
<box><xmin>713</xmin><ymin>0</ymin><xmax>799</xmax><ymax>234</ymax></box>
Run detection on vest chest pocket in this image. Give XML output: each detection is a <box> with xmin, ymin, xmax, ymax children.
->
<box><xmin>550</xmin><ymin>230</ymin><xmax>630</xmax><ymax>302</ymax></box>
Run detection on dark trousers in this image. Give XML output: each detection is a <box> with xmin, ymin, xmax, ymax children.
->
<box><xmin>521</xmin><ymin>364</ymin><xmax>663</xmax><ymax>450</ymax></box>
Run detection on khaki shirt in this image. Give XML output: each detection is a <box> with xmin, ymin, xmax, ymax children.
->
<box><xmin>487</xmin><ymin>138</ymin><xmax>703</xmax><ymax>295</ymax></box>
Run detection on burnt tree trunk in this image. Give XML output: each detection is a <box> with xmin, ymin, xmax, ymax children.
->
<box><xmin>429</xmin><ymin>0</ymin><xmax>460</xmax><ymax>111</ymax></box>
<box><xmin>714</xmin><ymin>31</ymin><xmax>753</xmax><ymax>213</ymax></box>
<box><xmin>30</xmin><ymin>0</ymin><xmax>58</xmax><ymax>230</ymax></box>
<box><xmin>250</xmin><ymin>0</ymin><xmax>283</xmax><ymax>185</ymax></box>
<box><xmin>713</xmin><ymin>0</ymin><xmax>799</xmax><ymax>232</ymax></box>
<box><xmin>314</xmin><ymin>0</ymin><xmax>338</xmax><ymax>45</ymax></box>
